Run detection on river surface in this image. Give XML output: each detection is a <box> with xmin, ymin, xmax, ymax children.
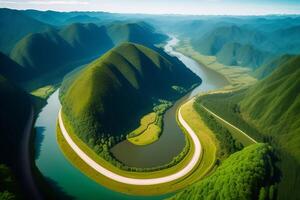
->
<box><xmin>34</xmin><ymin>36</ymin><xmax>228</xmax><ymax>199</ymax></box>
<box><xmin>110</xmin><ymin>36</ymin><xmax>228</xmax><ymax>167</ymax></box>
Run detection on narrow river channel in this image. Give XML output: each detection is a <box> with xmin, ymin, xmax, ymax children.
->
<box><xmin>34</xmin><ymin>36</ymin><xmax>228</xmax><ymax>199</ymax></box>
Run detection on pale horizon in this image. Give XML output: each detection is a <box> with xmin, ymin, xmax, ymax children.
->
<box><xmin>0</xmin><ymin>0</ymin><xmax>300</xmax><ymax>16</ymax></box>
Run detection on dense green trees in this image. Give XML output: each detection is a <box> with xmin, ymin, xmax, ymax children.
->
<box><xmin>170</xmin><ymin>144</ymin><xmax>276</xmax><ymax>200</ymax></box>
<box><xmin>60</xmin><ymin>42</ymin><xmax>200</xmax><ymax>170</ymax></box>
<box><xmin>194</xmin><ymin>100</ymin><xmax>243</xmax><ymax>158</ymax></box>
<box><xmin>0</xmin><ymin>8</ymin><xmax>50</xmax><ymax>53</ymax></box>
<box><xmin>196</xmin><ymin>55</ymin><xmax>300</xmax><ymax>199</ymax></box>
<box><xmin>0</xmin><ymin>10</ymin><xmax>168</xmax><ymax>86</ymax></box>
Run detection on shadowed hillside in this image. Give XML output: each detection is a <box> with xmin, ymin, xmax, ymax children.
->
<box><xmin>106</xmin><ymin>22</ymin><xmax>168</xmax><ymax>46</ymax></box>
<box><xmin>10</xmin><ymin>21</ymin><xmax>166</xmax><ymax>83</ymax></box>
<box><xmin>0</xmin><ymin>75</ymin><xmax>32</xmax><ymax>199</ymax></box>
<box><xmin>59</xmin><ymin>23</ymin><xmax>113</xmax><ymax>57</ymax></box>
<box><xmin>0</xmin><ymin>52</ymin><xmax>29</xmax><ymax>82</ymax></box>
<box><xmin>0</xmin><ymin>8</ymin><xmax>51</xmax><ymax>53</ymax></box>
<box><xmin>10</xmin><ymin>30</ymin><xmax>73</xmax><ymax>74</ymax></box>
<box><xmin>0</xmin><ymin>75</ymin><xmax>30</xmax><ymax>168</ymax></box>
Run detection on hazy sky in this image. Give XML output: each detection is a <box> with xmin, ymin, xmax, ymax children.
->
<box><xmin>0</xmin><ymin>0</ymin><xmax>300</xmax><ymax>15</ymax></box>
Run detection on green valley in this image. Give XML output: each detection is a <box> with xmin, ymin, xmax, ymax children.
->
<box><xmin>0</xmin><ymin>5</ymin><xmax>299</xmax><ymax>200</ymax></box>
<box><xmin>194</xmin><ymin>55</ymin><xmax>300</xmax><ymax>199</ymax></box>
<box><xmin>170</xmin><ymin>143</ymin><xmax>276</xmax><ymax>200</ymax></box>
<box><xmin>59</xmin><ymin>42</ymin><xmax>200</xmax><ymax>171</ymax></box>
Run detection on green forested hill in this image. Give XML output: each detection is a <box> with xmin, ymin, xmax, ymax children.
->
<box><xmin>106</xmin><ymin>22</ymin><xmax>168</xmax><ymax>46</ymax></box>
<box><xmin>216</xmin><ymin>42</ymin><xmax>272</xmax><ymax>69</ymax></box>
<box><xmin>254</xmin><ymin>54</ymin><xmax>293</xmax><ymax>79</ymax></box>
<box><xmin>191</xmin><ymin>25</ymin><xmax>273</xmax><ymax>70</ymax></box>
<box><xmin>240</xmin><ymin>56</ymin><xmax>300</xmax><ymax>161</ymax></box>
<box><xmin>190</xmin><ymin>23</ymin><xmax>300</xmax><ymax>74</ymax></box>
<box><xmin>192</xmin><ymin>25</ymin><xmax>265</xmax><ymax>55</ymax></box>
<box><xmin>59</xmin><ymin>23</ymin><xmax>113</xmax><ymax>57</ymax></box>
<box><xmin>196</xmin><ymin>55</ymin><xmax>300</xmax><ymax>199</ymax></box>
<box><xmin>60</xmin><ymin>42</ymin><xmax>200</xmax><ymax>145</ymax></box>
<box><xmin>238</xmin><ymin>52</ymin><xmax>300</xmax><ymax>200</ymax></box>
<box><xmin>0</xmin><ymin>8</ymin><xmax>51</xmax><ymax>53</ymax></box>
<box><xmin>10</xmin><ymin>30</ymin><xmax>73</xmax><ymax>74</ymax></box>
<box><xmin>170</xmin><ymin>144</ymin><xmax>275</xmax><ymax>200</ymax></box>
<box><xmin>10</xmin><ymin>21</ymin><xmax>166</xmax><ymax>80</ymax></box>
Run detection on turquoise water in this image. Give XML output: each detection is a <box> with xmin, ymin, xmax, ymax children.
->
<box><xmin>34</xmin><ymin>36</ymin><xmax>228</xmax><ymax>199</ymax></box>
<box><xmin>35</xmin><ymin>91</ymin><xmax>171</xmax><ymax>199</ymax></box>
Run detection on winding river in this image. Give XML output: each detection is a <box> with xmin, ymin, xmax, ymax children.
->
<box><xmin>111</xmin><ymin>37</ymin><xmax>228</xmax><ymax>167</ymax></box>
<box><xmin>34</xmin><ymin>36</ymin><xmax>228</xmax><ymax>199</ymax></box>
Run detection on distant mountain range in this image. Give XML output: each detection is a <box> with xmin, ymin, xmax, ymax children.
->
<box><xmin>0</xmin><ymin>8</ymin><xmax>51</xmax><ymax>53</ymax></box>
<box><xmin>0</xmin><ymin>8</ymin><xmax>299</xmax><ymax>200</ymax></box>
<box><xmin>0</xmin><ymin>8</ymin><xmax>167</xmax><ymax>85</ymax></box>
<box><xmin>185</xmin><ymin>23</ymin><xmax>300</xmax><ymax>77</ymax></box>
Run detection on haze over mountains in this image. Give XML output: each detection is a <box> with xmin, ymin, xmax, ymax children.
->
<box><xmin>191</xmin><ymin>24</ymin><xmax>300</xmax><ymax>73</ymax></box>
<box><xmin>0</xmin><ymin>8</ymin><xmax>167</xmax><ymax>85</ymax></box>
<box><xmin>0</xmin><ymin>8</ymin><xmax>172</xmax><ymax>198</ymax></box>
<box><xmin>0</xmin><ymin>7</ymin><xmax>299</xmax><ymax>200</ymax></box>
<box><xmin>163</xmin><ymin>17</ymin><xmax>300</xmax><ymax>78</ymax></box>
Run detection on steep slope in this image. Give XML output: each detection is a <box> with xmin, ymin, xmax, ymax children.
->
<box><xmin>60</xmin><ymin>43</ymin><xmax>200</xmax><ymax>144</ymax></box>
<box><xmin>171</xmin><ymin>143</ymin><xmax>275</xmax><ymax>200</ymax></box>
<box><xmin>272</xmin><ymin>25</ymin><xmax>300</xmax><ymax>54</ymax></box>
<box><xmin>216</xmin><ymin>42</ymin><xmax>272</xmax><ymax>69</ymax></box>
<box><xmin>10</xmin><ymin>30</ymin><xmax>73</xmax><ymax>74</ymax></box>
<box><xmin>237</xmin><ymin>56</ymin><xmax>300</xmax><ymax>199</ymax></box>
<box><xmin>190</xmin><ymin>25</ymin><xmax>275</xmax><ymax>70</ymax></box>
<box><xmin>192</xmin><ymin>25</ymin><xmax>265</xmax><ymax>55</ymax></box>
<box><xmin>240</xmin><ymin>56</ymin><xmax>300</xmax><ymax>158</ymax></box>
<box><xmin>0</xmin><ymin>8</ymin><xmax>50</xmax><ymax>53</ymax></box>
<box><xmin>106</xmin><ymin>22</ymin><xmax>168</xmax><ymax>46</ymax></box>
<box><xmin>254</xmin><ymin>54</ymin><xmax>293</xmax><ymax>79</ymax></box>
<box><xmin>10</xmin><ymin>22</ymin><xmax>165</xmax><ymax>80</ymax></box>
<box><xmin>197</xmin><ymin>55</ymin><xmax>300</xmax><ymax>199</ymax></box>
<box><xmin>59</xmin><ymin>23</ymin><xmax>113</xmax><ymax>57</ymax></box>
<box><xmin>191</xmin><ymin>23</ymin><xmax>300</xmax><ymax>71</ymax></box>
<box><xmin>0</xmin><ymin>52</ymin><xmax>28</xmax><ymax>82</ymax></box>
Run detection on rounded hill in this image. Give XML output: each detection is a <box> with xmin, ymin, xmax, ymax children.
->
<box><xmin>59</xmin><ymin>42</ymin><xmax>200</xmax><ymax>144</ymax></box>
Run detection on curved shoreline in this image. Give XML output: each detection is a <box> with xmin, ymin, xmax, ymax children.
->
<box><xmin>58</xmin><ymin>105</ymin><xmax>202</xmax><ymax>185</ymax></box>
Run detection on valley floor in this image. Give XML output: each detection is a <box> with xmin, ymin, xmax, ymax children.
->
<box><xmin>56</xmin><ymin>97</ymin><xmax>218</xmax><ymax>195</ymax></box>
<box><xmin>174</xmin><ymin>38</ymin><xmax>257</xmax><ymax>91</ymax></box>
